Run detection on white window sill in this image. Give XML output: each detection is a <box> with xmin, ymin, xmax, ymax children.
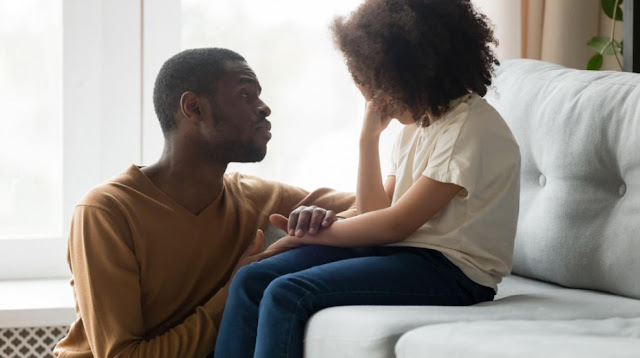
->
<box><xmin>0</xmin><ymin>278</ymin><xmax>75</xmax><ymax>328</ymax></box>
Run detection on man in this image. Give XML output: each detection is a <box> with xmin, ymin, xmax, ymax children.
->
<box><xmin>54</xmin><ymin>48</ymin><xmax>354</xmax><ymax>357</ymax></box>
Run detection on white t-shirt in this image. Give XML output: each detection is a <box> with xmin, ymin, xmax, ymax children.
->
<box><xmin>387</xmin><ymin>93</ymin><xmax>520</xmax><ymax>291</ymax></box>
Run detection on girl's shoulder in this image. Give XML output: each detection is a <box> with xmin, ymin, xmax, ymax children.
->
<box><xmin>439</xmin><ymin>93</ymin><xmax>513</xmax><ymax>140</ymax></box>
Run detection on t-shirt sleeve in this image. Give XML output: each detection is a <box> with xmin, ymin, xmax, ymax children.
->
<box><xmin>422</xmin><ymin>118</ymin><xmax>480</xmax><ymax>196</ymax></box>
<box><xmin>67</xmin><ymin>204</ymin><xmax>225</xmax><ymax>358</ymax></box>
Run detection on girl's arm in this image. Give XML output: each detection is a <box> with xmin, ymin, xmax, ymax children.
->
<box><xmin>357</xmin><ymin>101</ymin><xmax>394</xmax><ymax>213</ymax></box>
<box><xmin>270</xmin><ymin>175</ymin><xmax>462</xmax><ymax>250</ymax></box>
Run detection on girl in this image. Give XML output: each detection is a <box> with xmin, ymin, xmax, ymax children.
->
<box><xmin>214</xmin><ymin>0</ymin><xmax>520</xmax><ymax>357</ymax></box>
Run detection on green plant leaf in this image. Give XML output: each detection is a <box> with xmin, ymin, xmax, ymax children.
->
<box><xmin>602</xmin><ymin>0</ymin><xmax>623</xmax><ymax>21</ymax></box>
<box><xmin>587</xmin><ymin>53</ymin><xmax>604</xmax><ymax>70</ymax></box>
<box><xmin>620</xmin><ymin>40</ymin><xmax>624</xmax><ymax>55</ymax></box>
<box><xmin>587</xmin><ymin>36</ymin><xmax>617</xmax><ymax>55</ymax></box>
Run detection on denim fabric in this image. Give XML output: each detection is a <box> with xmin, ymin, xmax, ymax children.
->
<box><xmin>213</xmin><ymin>245</ymin><xmax>494</xmax><ymax>358</ymax></box>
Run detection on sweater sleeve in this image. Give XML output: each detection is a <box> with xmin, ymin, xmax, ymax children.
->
<box><xmin>232</xmin><ymin>173</ymin><xmax>356</xmax><ymax>219</ymax></box>
<box><xmin>67</xmin><ymin>205</ymin><xmax>225</xmax><ymax>358</ymax></box>
<box><xmin>286</xmin><ymin>186</ymin><xmax>356</xmax><ymax>217</ymax></box>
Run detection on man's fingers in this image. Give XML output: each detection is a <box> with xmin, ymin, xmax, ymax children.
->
<box><xmin>252</xmin><ymin>238</ymin><xmax>289</xmax><ymax>262</ymax></box>
<box><xmin>269</xmin><ymin>214</ymin><xmax>289</xmax><ymax>233</ymax></box>
<box><xmin>246</xmin><ymin>229</ymin><xmax>264</xmax><ymax>257</ymax></box>
<box><xmin>295</xmin><ymin>208</ymin><xmax>312</xmax><ymax>237</ymax></box>
<box><xmin>308</xmin><ymin>208</ymin><xmax>326</xmax><ymax>235</ymax></box>
<box><xmin>286</xmin><ymin>206</ymin><xmax>334</xmax><ymax>237</ymax></box>
<box><xmin>234</xmin><ymin>230</ymin><xmax>264</xmax><ymax>272</ymax></box>
<box><xmin>251</xmin><ymin>248</ymin><xmax>281</xmax><ymax>262</ymax></box>
<box><xmin>322</xmin><ymin>210</ymin><xmax>337</xmax><ymax>227</ymax></box>
<box><xmin>288</xmin><ymin>209</ymin><xmax>301</xmax><ymax>236</ymax></box>
<box><xmin>231</xmin><ymin>230</ymin><xmax>270</xmax><ymax>279</ymax></box>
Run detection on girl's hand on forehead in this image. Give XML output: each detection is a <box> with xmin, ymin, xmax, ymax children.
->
<box><xmin>361</xmin><ymin>99</ymin><xmax>393</xmax><ymax>137</ymax></box>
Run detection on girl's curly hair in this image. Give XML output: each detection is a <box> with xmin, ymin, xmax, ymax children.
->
<box><xmin>332</xmin><ymin>0</ymin><xmax>498</xmax><ymax>125</ymax></box>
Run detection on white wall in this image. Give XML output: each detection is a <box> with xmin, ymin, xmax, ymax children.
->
<box><xmin>142</xmin><ymin>0</ymin><xmax>182</xmax><ymax>165</ymax></box>
<box><xmin>473</xmin><ymin>0</ymin><xmax>523</xmax><ymax>60</ymax></box>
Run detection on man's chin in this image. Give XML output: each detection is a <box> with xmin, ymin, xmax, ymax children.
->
<box><xmin>235</xmin><ymin>147</ymin><xmax>267</xmax><ymax>163</ymax></box>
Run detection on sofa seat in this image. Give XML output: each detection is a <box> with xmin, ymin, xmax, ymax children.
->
<box><xmin>303</xmin><ymin>275</ymin><xmax>640</xmax><ymax>358</ymax></box>
<box><xmin>395</xmin><ymin>318</ymin><xmax>640</xmax><ymax>358</ymax></box>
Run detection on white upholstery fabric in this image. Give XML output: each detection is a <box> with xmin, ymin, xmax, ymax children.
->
<box><xmin>303</xmin><ymin>275</ymin><xmax>640</xmax><ymax>358</ymax></box>
<box><xmin>485</xmin><ymin>60</ymin><xmax>640</xmax><ymax>299</ymax></box>
<box><xmin>395</xmin><ymin>318</ymin><xmax>640</xmax><ymax>358</ymax></box>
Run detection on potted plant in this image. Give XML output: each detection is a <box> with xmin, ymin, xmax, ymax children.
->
<box><xmin>587</xmin><ymin>0</ymin><xmax>624</xmax><ymax>70</ymax></box>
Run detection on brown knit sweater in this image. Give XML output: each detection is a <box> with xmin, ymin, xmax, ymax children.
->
<box><xmin>54</xmin><ymin>165</ymin><xmax>354</xmax><ymax>357</ymax></box>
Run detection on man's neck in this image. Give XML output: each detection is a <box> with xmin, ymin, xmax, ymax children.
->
<box><xmin>141</xmin><ymin>153</ymin><xmax>228</xmax><ymax>216</ymax></box>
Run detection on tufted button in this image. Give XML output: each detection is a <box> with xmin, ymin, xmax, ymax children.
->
<box><xmin>619</xmin><ymin>184</ymin><xmax>627</xmax><ymax>197</ymax></box>
<box><xmin>539</xmin><ymin>174</ymin><xmax>546</xmax><ymax>187</ymax></box>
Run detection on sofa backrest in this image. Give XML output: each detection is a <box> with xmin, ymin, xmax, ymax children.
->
<box><xmin>486</xmin><ymin>59</ymin><xmax>640</xmax><ymax>299</ymax></box>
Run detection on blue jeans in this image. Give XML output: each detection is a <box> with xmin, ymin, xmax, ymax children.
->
<box><xmin>213</xmin><ymin>245</ymin><xmax>494</xmax><ymax>358</ymax></box>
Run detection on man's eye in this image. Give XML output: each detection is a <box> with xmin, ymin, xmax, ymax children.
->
<box><xmin>240</xmin><ymin>90</ymin><xmax>249</xmax><ymax>98</ymax></box>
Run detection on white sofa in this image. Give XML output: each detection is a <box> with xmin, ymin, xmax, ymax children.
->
<box><xmin>301</xmin><ymin>59</ymin><xmax>640</xmax><ymax>357</ymax></box>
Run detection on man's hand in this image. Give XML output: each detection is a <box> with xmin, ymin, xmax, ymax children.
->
<box><xmin>263</xmin><ymin>234</ymin><xmax>302</xmax><ymax>255</ymax></box>
<box><xmin>270</xmin><ymin>205</ymin><xmax>338</xmax><ymax>238</ymax></box>
<box><xmin>230</xmin><ymin>230</ymin><xmax>277</xmax><ymax>280</ymax></box>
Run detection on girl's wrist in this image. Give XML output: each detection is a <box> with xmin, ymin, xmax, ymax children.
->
<box><xmin>360</xmin><ymin>131</ymin><xmax>381</xmax><ymax>143</ymax></box>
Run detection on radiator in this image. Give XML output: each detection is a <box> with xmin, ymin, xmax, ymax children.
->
<box><xmin>0</xmin><ymin>326</ymin><xmax>69</xmax><ymax>358</ymax></box>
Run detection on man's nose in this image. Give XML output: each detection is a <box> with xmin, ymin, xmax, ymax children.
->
<box><xmin>258</xmin><ymin>100</ymin><xmax>271</xmax><ymax>118</ymax></box>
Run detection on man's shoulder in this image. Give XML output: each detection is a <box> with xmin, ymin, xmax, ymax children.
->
<box><xmin>224</xmin><ymin>171</ymin><xmax>307</xmax><ymax>208</ymax></box>
<box><xmin>77</xmin><ymin>165</ymin><xmax>142</xmax><ymax>213</ymax></box>
<box><xmin>224</xmin><ymin>171</ymin><xmax>287</xmax><ymax>192</ymax></box>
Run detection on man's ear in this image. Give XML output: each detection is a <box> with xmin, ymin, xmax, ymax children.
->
<box><xmin>179</xmin><ymin>91</ymin><xmax>200</xmax><ymax>121</ymax></box>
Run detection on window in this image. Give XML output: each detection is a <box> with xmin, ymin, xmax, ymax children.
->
<box><xmin>1</xmin><ymin>0</ymin><xmax>142</xmax><ymax>280</ymax></box>
<box><xmin>0</xmin><ymin>1</ymin><xmax>62</xmax><ymax>239</ymax></box>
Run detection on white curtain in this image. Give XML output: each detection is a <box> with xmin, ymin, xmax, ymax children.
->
<box><xmin>473</xmin><ymin>0</ymin><xmax>623</xmax><ymax>71</ymax></box>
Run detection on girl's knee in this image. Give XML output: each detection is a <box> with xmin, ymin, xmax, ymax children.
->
<box><xmin>261</xmin><ymin>274</ymin><xmax>312</xmax><ymax>309</ymax></box>
<box><xmin>228</xmin><ymin>263</ymin><xmax>272</xmax><ymax>296</ymax></box>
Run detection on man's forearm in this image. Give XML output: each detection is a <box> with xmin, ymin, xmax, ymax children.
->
<box><xmin>92</xmin><ymin>287</ymin><xmax>227</xmax><ymax>358</ymax></box>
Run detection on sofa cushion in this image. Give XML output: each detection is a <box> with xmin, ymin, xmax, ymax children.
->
<box><xmin>303</xmin><ymin>275</ymin><xmax>640</xmax><ymax>358</ymax></box>
<box><xmin>484</xmin><ymin>59</ymin><xmax>640</xmax><ymax>299</ymax></box>
<box><xmin>395</xmin><ymin>318</ymin><xmax>640</xmax><ymax>358</ymax></box>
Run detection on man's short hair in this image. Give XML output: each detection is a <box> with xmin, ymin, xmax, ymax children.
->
<box><xmin>153</xmin><ymin>48</ymin><xmax>245</xmax><ymax>136</ymax></box>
